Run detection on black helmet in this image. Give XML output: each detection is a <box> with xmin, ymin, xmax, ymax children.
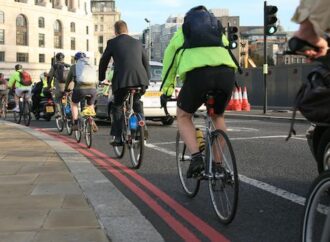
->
<box><xmin>15</xmin><ymin>64</ymin><xmax>22</xmax><ymax>71</ymax></box>
<box><xmin>55</xmin><ymin>52</ymin><xmax>65</xmax><ymax>61</ymax></box>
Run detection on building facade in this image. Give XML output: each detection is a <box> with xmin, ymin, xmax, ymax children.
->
<box><xmin>0</xmin><ymin>0</ymin><xmax>95</xmax><ymax>80</ymax></box>
<box><xmin>91</xmin><ymin>0</ymin><xmax>120</xmax><ymax>67</ymax></box>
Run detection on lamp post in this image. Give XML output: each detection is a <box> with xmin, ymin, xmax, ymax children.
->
<box><xmin>144</xmin><ymin>18</ymin><xmax>151</xmax><ymax>61</ymax></box>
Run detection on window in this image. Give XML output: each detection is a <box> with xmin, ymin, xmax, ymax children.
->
<box><xmin>86</xmin><ymin>26</ymin><xmax>89</xmax><ymax>34</ymax></box>
<box><xmin>0</xmin><ymin>11</ymin><xmax>4</xmax><ymax>24</ymax></box>
<box><xmin>17</xmin><ymin>52</ymin><xmax>28</xmax><ymax>62</ymax></box>
<box><xmin>86</xmin><ymin>39</ymin><xmax>89</xmax><ymax>51</ymax></box>
<box><xmin>71</xmin><ymin>37</ymin><xmax>75</xmax><ymax>50</ymax></box>
<box><xmin>16</xmin><ymin>14</ymin><xmax>28</xmax><ymax>46</ymax></box>
<box><xmin>100</xmin><ymin>25</ymin><xmax>103</xmax><ymax>31</ymax></box>
<box><xmin>70</xmin><ymin>22</ymin><xmax>75</xmax><ymax>32</ymax></box>
<box><xmin>0</xmin><ymin>52</ymin><xmax>4</xmax><ymax>62</ymax></box>
<box><xmin>38</xmin><ymin>17</ymin><xmax>45</xmax><ymax>28</ymax></box>
<box><xmin>95</xmin><ymin>25</ymin><xmax>98</xmax><ymax>32</ymax></box>
<box><xmin>39</xmin><ymin>53</ymin><xmax>45</xmax><ymax>63</ymax></box>
<box><xmin>0</xmin><ymin>29</ymin><xmax>4</xmax><ymax>44</ymax></box>
<box><xmin>100</xmin><ymin>16</ymin><xmax>103</xmax><ymax>22</ymax></box>
<box><xmin>39</xmin><ymin>33</ymin><xmax>45</xmax><ymax>47</ymax></box>
<box><xmin>54</xmin><ymin>20</ymin><xmax>62</xmax><ymax>48</ymax></box>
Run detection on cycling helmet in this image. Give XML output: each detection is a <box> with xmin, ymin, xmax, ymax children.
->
<box><xmin>74</xmin><ymin>52</ymin><xmax>87</xmax><ymax>60</ymax></box>
<box><xmin>55</xmin><ymin>52</ymin><xmax>65</xmax><ymax>61</ymax></box>
<box><xmin>15</xmin><ymin>64</ymin><xmax>22</xmax><ymax>71</ymax></box>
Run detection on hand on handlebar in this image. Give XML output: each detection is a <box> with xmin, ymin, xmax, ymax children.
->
<box><xmin>160</xmin><ymin>94</ymin><xmax>173</xmax><ymax>109</ymax></box>
<box><xmin>287</xmin><ymin>37</ymin><xmax>329</xmax><ymax>59</ymax></box>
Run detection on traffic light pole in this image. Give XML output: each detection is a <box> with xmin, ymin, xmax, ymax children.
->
<box><xmin>263</xmin><ymin>0</ymin><xmax>268</xmax><ymax>114</ymax></box>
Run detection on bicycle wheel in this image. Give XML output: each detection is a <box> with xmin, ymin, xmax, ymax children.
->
<box><xmin>23</xmin><ymin>101</ymin><xmax>31</xmax><ymax>126</ymax></box>
<box><xmin>128</xmin><ymin>125</ymin><xmax>144</xmax><ymax>169</ymax></box>
<box><xmin>74</xmin><ymin>119</ymin><xmax>82</xmax><ymax>143</ymax></box>
<box><xmin>1</xmin><ymin>99</ymin><xmax>6</xmax><ymax>120</ymax></box>
<box><xmin>14</xmin><ymin>102</ymin><xmax>22</xmax><ymax>124</ymax></box>
<box><xmin>65</xmin><ymin>119</ymin><xmax>73</xmax><ymax>135</ymax></box>
<box><xmin>85</xmin><ymin>118</ymin><xmax>92</xmax><ymax>148</ymax></box>
<box><xmin>302</xmin><ymin>171</ymin><xmax>330</xmax><ymax>242</ymax></box>
<box><xmin>176</xmin><ymin>130</ymin><xmax>200</xmax><ymax>197</ymax></box>
<box><xmin>208</xmin><ymin>129</ymin><xmax>238</xmax><ymax>224</ymax></box>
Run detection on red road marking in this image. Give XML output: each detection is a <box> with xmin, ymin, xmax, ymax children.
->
<box><xmin>43</xmin><ymin>130</ymin><xmax>230</xmax><ymax>242</ymax></box>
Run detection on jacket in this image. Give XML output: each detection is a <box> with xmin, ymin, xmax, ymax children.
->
<box><xmin>98</xmin><ymin>34</ymin><xmax>150</xmax><ymax>93</ymax></box>
<box><xmin>8</xmin><ymin>70</ymin><xmax>32</xmax><ymax>89</ymax></box>
<box><xmin>161</xmin><ymin>27</ymin><xmax>237</xmax><ymax>96</ymax></box>
<box><xmin>292</xmin><ymin>0</ymin><xmax>330</xmax><ymax>36</ymax></box>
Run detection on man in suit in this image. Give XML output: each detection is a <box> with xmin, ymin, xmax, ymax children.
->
<box><xmin>99</xmin><ymin>20</ymin><xmax>150</xmax><ymax>145</ymax></box>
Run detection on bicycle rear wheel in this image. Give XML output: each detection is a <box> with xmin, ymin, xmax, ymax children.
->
<box><xmin>176</xmin><ymin>130</ymin><xmax>200</xmax><ymax>197</ymax></box>
<box><xmin>208</xmin><ymin>129</ymin><xmax>238</xmax><ymax>224</ymax></box>
<box><xmin>128</xmin><ymin>125</ymin><xmax>144</xmax><ymax>169</ymax></box>
<box><xmin>302</xmin><ymin>171</ymin><xmax>330</xmax><ymax>242</ymax></box>
<box><xmin>65</xmin><ymin>119</ymin><xmax>73</xmax><ymax>135</ymax></box>
<box><xmin>14</xmin><ymin>102</ymin><xmax>22</xmax><ymax>124</ymax></box>
<box><xmin>74</xmin><ymin>119</ymin><xmax>82</xmax><ymax>143</ymax></box>
<box><xmin>23</xmin><ymin>101</ymin><xmax>31</xmax><ymax>126</ymax></box>
<box><xmin>85</xmin><ymin>118</ymin><xmax>92</xmax><ymax>148</ymax></box>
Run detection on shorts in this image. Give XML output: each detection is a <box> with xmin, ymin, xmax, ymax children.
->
<box><xmin>15</xmin><ymin>87</ymin><xmax>32</xmax><ymax>98</ymax></box>
<box><xmin>72</xmin><ymin>88</ymin><xmax>97</xmax><ymax>106</ymax></box>
<box><xmin>177</xmin><ymin>65</ymin><xmax>236</xmax><ymax>114</ymax></box>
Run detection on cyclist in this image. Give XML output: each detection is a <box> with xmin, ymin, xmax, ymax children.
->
<box><xmin>65</xmin><ymin>52</ymin><xmax>98</xmax><ymax>131</ymax></box>
<box><xmin>32</xmin><ymin>72</ymin><xmax>53</xmax><ymax>113</ymax></box>
<box><xmin>98</xmin><ymin>20</ymin><xmax>150</xmax><ymax>145</ymax></box>
<box><xmin>161</xmin><ymin>5</ymin><xmax>238</xmax><ymax>178</ymax></box>
<box><xmin>292</xmin><ymin>0</ymin><xmax>330</xmax><ymax>58</ymax></box>
<box><xmin>0</xmin><ymin>73</ymin><xmax>8</xmax><ymax>115</ymax></box>
<box><xmin>47</xmin><ymin>52</ymin><xmax>70</xmax><ymax>118</ymax></box>
<box><xmin>8</xmin><ymin>64</ymin><xmax>33</xmax><ymax>112</ymax></box>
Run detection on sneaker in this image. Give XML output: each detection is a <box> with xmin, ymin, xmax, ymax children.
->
<box><xmin>12</xmin><ymin>106</ymin><xmax>20</xmax><ymax>112</ymax></box>
<box><xmin>187</xmin><ymin>155</ymin><xmax>204</xmax><ymax>178</ymax></box>
<box><xmin>110</xmin><ymin>136</ymin><xmax>123</xmax><ymax>146</ymax></box>
<box><xmin>91</xmin><ymin>120</ymin><xmax>98</xmax><ymax>132</ymax></box>
<box><xmin>82</xmin><ymin>107</ymin><xmax>96</xmax><ymax>117</ymax></box>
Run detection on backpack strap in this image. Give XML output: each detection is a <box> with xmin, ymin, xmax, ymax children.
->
<box><xmin>225</xmin><ymin>46</ymin><xmax>243</xmax><ymax>74</ymax></box>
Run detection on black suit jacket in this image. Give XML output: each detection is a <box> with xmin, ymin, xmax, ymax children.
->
<box><xmin>99</xmin><ymin>34</ymin><xmax>150</xmax><ymax>93</ymax></box>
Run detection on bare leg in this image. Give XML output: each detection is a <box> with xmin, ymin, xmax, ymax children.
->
<box><xmin>71</xmin><ymin>102</ymin><xmax>79</xmax><ymax>121</ymax></box>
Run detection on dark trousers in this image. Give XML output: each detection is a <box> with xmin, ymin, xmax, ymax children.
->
<box><xmin>110</xmin><ymin>88</ymin><xmax>144</xmax><ymax>137</ymax></box>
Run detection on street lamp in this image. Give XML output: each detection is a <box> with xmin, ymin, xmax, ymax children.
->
<box><xmin>144</xmin><ymin>18</ymin><xmax>151</xmax><ymax>61</ymax></box>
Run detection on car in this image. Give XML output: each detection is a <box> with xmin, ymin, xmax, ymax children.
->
<box><xmin>95</xmin><ymin>61</ymin><xmax>180</xmax><ymax>126</ymax></box>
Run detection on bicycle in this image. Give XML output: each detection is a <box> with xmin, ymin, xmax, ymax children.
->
<box><xmin>13</xmin><ymin>90</ymin><xmax>31</xmax><ymax>126</ymax></box>
<box><xmin>176</xmin><ymin>91</ymin><xmax>239</xmax><ymax>224</ymax></box>
<box><xmin>0</xmin><ymin>93</ymin><xmax>7</xmax><ymax>120</ymax></box>
<box><xmin>74</xmin><ymin>97</ymin><xmax>96</xmax><ymax>149</ymax></box>
<box><xmin>302</xmin><ymin>170</ymin><xmax>330</xmax><ymax>242</ymax></box>
<box><xmin>111</xmin><ymin>87</ymin><xmax>146</xmax><ymax>169</ymax></box>
<box><xmin>56</xmin><ymin>93</ymin><xmax>73</xmax><ymax>135</ymax></box>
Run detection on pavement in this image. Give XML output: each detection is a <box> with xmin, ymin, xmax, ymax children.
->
<box><xmin>0</xmin><ymin>108</ymin><xmax>307</xmax><ymax>242</ymax></box>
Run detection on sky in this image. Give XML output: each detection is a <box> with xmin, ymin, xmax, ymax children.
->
<box><xmin>116</xmin><ymin>0</ymin><xmax>301</xmax><ymax>34</ymax></box>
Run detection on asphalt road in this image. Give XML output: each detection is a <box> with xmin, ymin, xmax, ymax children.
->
<box><xmin>6</xmin><ymin>113</ymin><xmax>318</xmax><ymax>242</ymax></box>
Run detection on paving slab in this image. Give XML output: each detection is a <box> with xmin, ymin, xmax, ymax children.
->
<box><xmin>31</xmin><ymin>182</ymin><xmax>81</xmax><ymax>195</ymax></box>
<box><xmin>34</xmin><ymin>172</ymin><xmax>75</xmax><ymax>183</ymax></box>
<box><xmin>0</xmin><ymin>174</ymin><xmax>38</xmax><ymax>184</ymax></box>
<box><xmin>0</xmin><ymin>232</ymin><xmax>35</xmax><ymax>242</ymax></box>
<box><xmin>0</xmin><ymin>184</ymin><xmax>34</xmax><ymax>197</ymax></box>
<box><xmin>33</xmin><ymin>229</ymin><xmax>109</xmax><ymax>242</ymax></box>
<box><xmin>0</xmin><ymin>195</ymin><xmax>64</xmax><ymax>209</ymax></box>
<box><xmin>62</xmin><ymin>194</ymin><xmax>89</xmax><ymax>209</ymax></box>
<box><xmin>43</xmin><ymin>209</ymin><xmax>100</xmax><ymax>229</ymax></box>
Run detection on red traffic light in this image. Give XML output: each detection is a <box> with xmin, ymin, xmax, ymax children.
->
<box><xmin>265</xmin><ymin>5</ymin><xmax>278</xmax><ymax>15</ymax></box>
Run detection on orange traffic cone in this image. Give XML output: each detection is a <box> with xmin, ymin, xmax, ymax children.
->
<box><xmin>226</xmin><ymin>92</ymin><xmax>234</xmax><ymax>110</ymax></box>
<box><xmin>238</xmin><ymin>86</ymin><xmax>243</xmax><ymax>107</ymax></box>
<box><xmin>232</xmin><ymin>87</ymin><xmax>242</xmax><ymax>111</ymax></box>
<box><xmin>242</xmin><ymin>86</ymin><xmax>251</xmax><ymax>111</ymax></box>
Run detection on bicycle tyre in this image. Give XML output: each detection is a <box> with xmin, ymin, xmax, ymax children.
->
<box><xmin>113</xmin><ymin>138</ymin><xmax>125</xmax><ymax>158</ymax></box>
<box><xmin>14</xmin><ymin>102</ymin><xmax>22</xmax><ymax>124</ymax></box>
<box><xmin>65</xmin><ymin>119</ymin><xmax>73</xmax><ymax>135</ymax></box>
<box><xmin>85</xmin><ymin>118</ymin><xmax>92</xmax><ymax>148</ymax></box>
<box><xmin>23</xmin><ymin>101</ymin><xmax>31</xmax><ymax>126</ymax></box>
<box><xmin>208</xmin><ymin>129</ymin><xmax>239</xmax><ymax>224</ymax></box>
<box><xmin>302</xmin><ymin>171</ymin><xmax>330</xmax><ymax>242</ymax></box>
<box><xmin>1</xmin><ymin>99</ymin><xmax>6</xmax><ymax>120</ymax></box>
<box><xmin>74</xmin><ymin>119</ymin><xmax>82</xmax><ymax>143</ymax></box>
<box><xmin>176</xmin><ymin>130</ymin><xmax>200</xmax><ymax>197</ymax></box>
<box><xmin>128</xmin><ymin>125</ymin><xmax>144</xmax><ymax>169</ymax></box>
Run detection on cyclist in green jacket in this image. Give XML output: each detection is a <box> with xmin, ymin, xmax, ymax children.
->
<box><xmin>161</xmin><ymin>6</ymin><xmax>238</xmax><ymax>178</ymax></box>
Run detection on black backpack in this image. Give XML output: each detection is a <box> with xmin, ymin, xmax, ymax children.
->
<box><xmin>54</xmin><ymin>63</ymin><xmax>69</xmax><ymax>83</ymax></box>
<box><xmin>182</xmin><ymin>5</ymin><xmax>224</xmax><ymax>48</ymax></box>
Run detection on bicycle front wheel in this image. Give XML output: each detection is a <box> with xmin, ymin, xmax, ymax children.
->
<box><xmin>65</xmin><ymin>118</ymin><xmax>73</xmax><ymax>135</ymax></box>
<box><xmin>176</xmin><ymin>130</ymin><xmax>200</xmax><ymax>197</ymax></box>
<box><xmin>302</xmin><ymin>171</ymin><xmax>330</xmax><ymax>242</ymax></box>
<box><xmin>23</xmin><ymin>101</ymin><xmax>31</xmax><ymax>126</ymax></box>
<box><xmin>85</xmin><ymin>119</ymin><xmax>92</xmax><ymax>148</ymax></box>
<box><xmin>128</xmin><ymin>126</ymin><xmax>144</xmax><ymax>169</ymax></box>
<box><xmin>74</xmin><ymin>119</ymin><xmax>82</xmax><ymax>143</ymax></box>
<box><xmin>208</xmin><ymin>129</ymin><xmax>239</xmax><ymax>224</ymax></box>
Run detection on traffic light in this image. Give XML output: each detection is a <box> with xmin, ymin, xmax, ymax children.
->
<box><xmin>227</xmin><ymin>26</ymin><xmax>238</xmax><ymax>49</ymax></box>
<box><xmin>264</xmin><ymin>4</ymin><xmax>278</xmax><ymax>35</ymax></box>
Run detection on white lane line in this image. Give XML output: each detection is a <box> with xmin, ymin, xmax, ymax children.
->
<box><xmin>151</xmin><ymin>135</ymin><xmax>307</xmax><ymax>145</ymax></box>
<box><xmin>145</xmin><ymin>143</ymin><xmax>307</xmax><ymax>206</ymax></box>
